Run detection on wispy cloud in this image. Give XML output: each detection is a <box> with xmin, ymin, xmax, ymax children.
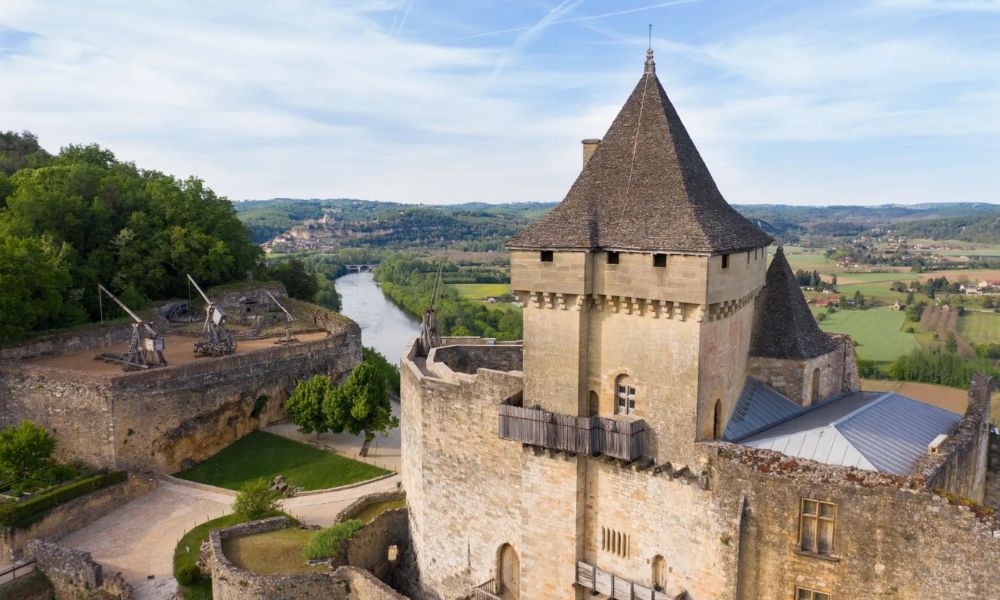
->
<box><xmin>873</xmin><ymin>0</ymin><xmax>1000</xmax><ymax>11</ymax></box>
<box><xmin>490</xmin><ymin>0</ymin><xmax>586</xmax><ymax>79</ymax></box>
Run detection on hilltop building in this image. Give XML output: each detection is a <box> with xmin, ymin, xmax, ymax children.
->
<box><xmin>400</xmin><ymin>50</ymin><xmax>998</xmax><ymax>599</ymax></box>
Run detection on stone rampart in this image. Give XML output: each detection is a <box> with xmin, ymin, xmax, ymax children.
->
<box><xmin>26</xmin><ymin>539</ymin><xmax>133</xmax><ymax>600</ymax></box>
<box><xmin>1</xmin><ymin>474</ymin><xmax>156</xmax><ymax>562</ymax></box>
<box><xmin>346</xmin><ymin>509</ymin><xmax>409</xmax><ymax>583</ymax></box>
<box><xmin>0</xmin><ymin>326</ymin><xmax>132</xmax><ymax>363</ymax></box>
<box><xmin>427</xmin><ymin>344</ymin><xmax>522</xmax><ymax>376</ymax></box>
<box><xmin>0</xmin><ymin>321</ymin><xmax>362</xmax><ymax>472</ymax></box>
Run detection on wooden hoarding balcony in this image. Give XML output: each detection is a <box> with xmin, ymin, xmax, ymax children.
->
<box><xmin>498</xmin><ymin>400</ymin><xmax>645</xmax><ymax>461</ymax></box>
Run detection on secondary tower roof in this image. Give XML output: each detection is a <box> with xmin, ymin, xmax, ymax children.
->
<box><xmin>508</xmin><ymin>50</ymin><xmax>773</xmax><ymax>254</ymax></box>
<box><xmin>749</xmin><ymin>247</ymin><xmax>839</xmax><ymax>360</ymax></box>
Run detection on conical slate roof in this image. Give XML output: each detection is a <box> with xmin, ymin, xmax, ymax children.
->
<box><xmin>749</xmin><ymin>247</ymin><xmax>839</xmax><ymax>360</ymax></box>
<box><xmin>508</xmin><ymin>51</ymin><xmax>772</xmax><ymax>254</ymax></box>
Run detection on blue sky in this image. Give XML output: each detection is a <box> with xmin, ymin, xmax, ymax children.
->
<box><xmin>1</xmin><ymin>0</ymin><xmax>998</xmax><ymax>205</ymax></box>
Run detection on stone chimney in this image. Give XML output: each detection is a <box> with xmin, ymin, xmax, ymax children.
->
<box><xmin>581</xmin><ymin>138</ymin><xmax>600</xmax><ymax>168</ymax></box>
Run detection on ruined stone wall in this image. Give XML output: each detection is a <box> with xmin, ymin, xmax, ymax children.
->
<box><xmin>345</xmin><ymin>509</ymin><xmax>409</xmax><ymax>583</ymax></box>
<box><xmin>714</xmin><ymin>444</ymin><xmax>1000</xmax><ymax>600</ymax></box>
<box><xmin>0</xmin><ymin>323</ymin><xmax>361</xmax><ymax>473</ymax></box>
<box><xmin>401</xmin><ymin>340</ymin><xmax>526</xmax><ymax>599</ymax></box>
<box><xmin>920</xmin><ymin>374</ymin><xmax>993</xmax><ymax>501</ymax></box>
<box><xmin>26</xmin><ymin>539</ymin><xmax>133</xmax><ymax>600</ymax></box>
<box><xmin>747</xmin><ymin>336</ymin><xmax>860</xmax><ymax>406</ymax></box>
<box><xmin>1</xmin><ymin>474</ymin><xmax>156</xmax><ymax>562</ymax></box>
<box><xmin>209</xmin><ymin>517</ymin><xmax>406</xmax><ymax>600</ymax></box>
<box><xmin>0</xmin><ymin>326</ymin><xmax>132</xmax><ymax>362</ymax></box>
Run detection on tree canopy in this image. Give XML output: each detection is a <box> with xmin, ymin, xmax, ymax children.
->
<box><xmin>0</xmin><ymin>131</ymin><xmax>261</xmax><ymax>341</ymax></box>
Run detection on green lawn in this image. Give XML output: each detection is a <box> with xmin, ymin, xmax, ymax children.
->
<box><xmin>958</xmin><ymin>311</ymin><xmax>1000</xmax><ymax>345</ymax></box>
<box><xmin>814</xmin><ymin>306</ymin><xmax>919</xmax><ymax>362</ymax></box>
<box><xmin>175</xmin><ymin>431</ymin><xmax>388</xmax><ymax>492</ymax></box>
<box><xmin>450</xmin><ymin>283</ymin><xmax>511</xmax><ymax>301</ymax></box>
<box><xmin>174</xmin><ymin>513</ymin><xmax>246</xmax><ymax>600</ymax></box>
<box><xmin>222</xmin><ymin>527</ymin><xmax>323</xmax><ymax>575</ymax></box>
<box><xmin>783</xmin><ymin>246</ymin><xmax>837</xmax><ymax>270</ymax></box>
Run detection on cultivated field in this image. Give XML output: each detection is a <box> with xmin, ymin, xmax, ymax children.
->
<box><xmin>958</xmin><ymin>311</ymin><xmax>1000</xmax><ymax>345</ymax></box>
<box><xmin>450</xmin><ymin>283</ymin><xmax>511</xmax><ymax>300</ymax></box>
<box><xmin>814</xmin><ymin>306</ymin><xmax>918</xmax><ymax>362</ymax></box>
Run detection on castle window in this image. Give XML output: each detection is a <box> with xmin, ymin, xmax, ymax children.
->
<box><xmin>615</xmin><ymin>375</ymin><xmax>636</xmax><ymax>415</ymax></box>
<box><xmin>540</xmin><ymin>250</ymin><xmax>553</xmax><ymax>262</ymax></box>
<box><xmin>607</xmin><ymin>251</ymin><xmax>620</xmax><ymax>265</ymax></box>
<box><xmin>712</xmin><ymin>399</ymin><xmax>722</xmax><ymax>439</ymax></box>
<box><xmin>796</xmin><ymin>587</ymin><xmax>831</xmax><ymax>600</ymax></box>
<box><xmin>600</xmin><ymin>526</ymin><xmax>628</xmax><ymax>558</ymax></box>
<box><xmin>799</xmin><ymin>499</ymin><xmax>836</xmax><ymax>555</ymax></box>
<box><xmin>721</xmin><ymin>254</ymin><xmax>730</xmax><ymax>268</ymax></box>
<box><xmin>653</xmin><ymin>253</ymin><xmax>667</xmax><ymax>268</ymax></box>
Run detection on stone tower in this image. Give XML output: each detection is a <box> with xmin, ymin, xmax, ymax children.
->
<box><xmin>508</xmin><ymin>49</ymin><xmax>773</xmax><ymax>465</ymax></box>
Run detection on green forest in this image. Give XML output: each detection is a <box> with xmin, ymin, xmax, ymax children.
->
<box><xmin>374</xmin><ymin>254</ymin><xmax>522</xmax><ymax>340</ymax></box>
<box><xmin>0</xmin><ymin>131</ymin><xmax>261</xmax><ymax>341</ymax></box>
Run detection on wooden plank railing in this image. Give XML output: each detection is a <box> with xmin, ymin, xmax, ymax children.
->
<box><xmin>498</xmin><ymin>402</ymin><xmax>645</xmax><ymax>461</ymax></box>
<box><xmin>472</xmin><ymin>578</ymin><xmax>504</xmax><ymax>600</ymax></box>
<box><xmin>576</xmin><ymin>561</ymin><xmax>679</xmax><ymax>600</ymax></box>
<box><xmin>0</xmin><ymin>558</ymin><xmax>37</xmax><ymax>585</ymax></box>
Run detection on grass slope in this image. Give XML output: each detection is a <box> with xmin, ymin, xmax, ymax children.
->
<box><xmin>222</xmin><ymin>527</ymin><xmax>323</xmax><ymax>575</ymax></box>
<box><xmin>174</xmin><ymin>513</ymin><xmax>245</xmax><ymax>600</ymax></box>
<box><xmin>815</xmin><ymin>306</ymin><xmax>919</xmax><ymax>362</ymax></box>
<box><xmin>176</xmin><ymin>431</ymin><xmax>388</xmax><ymax>491</ymax></box>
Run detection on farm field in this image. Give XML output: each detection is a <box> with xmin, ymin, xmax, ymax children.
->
<box><xmin>813</xmin><ymin>306</ymin><xmax>918</xmax><ymax>362</ymax></box>
<box><xmin>958</xmin><ymin>311</ymin><xmax>1000</xmax><ymax>345</ymax></box>
<box><xmin>450</xmin><ymin>283</ymin><xmax>511</xmax><ymax>301</ymax></box>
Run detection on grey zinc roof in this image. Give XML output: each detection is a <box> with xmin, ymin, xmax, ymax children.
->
<box><xmin>723</xmin><ymin>377</ymin><xmax>804</xmax><ymax>441</ymax></box>
<box><xmin>507</xmin><ymin>51</ymin><xmax>773</xmax><ymax>254</ymax></box>
<box><xmin>738</xmin><ymin>391</ymin><xmax>961</xmax><ymax>476</ymax></box>
<box><xmin>749</xmin><ymin>247</ymin><xmax>839</xmax><ymax>360</ymax></box>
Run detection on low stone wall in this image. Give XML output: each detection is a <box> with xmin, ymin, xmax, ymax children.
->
<box><xmin>208</xmin><ymin>517</ymin><xmax>408</xmax><ymax>600</ymax></box>
<box><xmin>429</xmin><ymin>344</ymin><xmax>522</xmax><ymax>376</ymax></box>
<box><xmin>1</xmin><ymin>473</ymin><xmax>156</xmax><ymax>562</ymax></box>
<box><xmin>26</xmin><ymin>539</ymin><xmax>133</xmax><ymax>600</ymax></box>
<box><xmin>335</xmin><ymin>490</ymin><xmax>405</xmax><ymax>523</ymax></box>
<box><xmin>0</xmin><ymin>325</ymin><xmax>132</xmax><ymax>362</ymax></box>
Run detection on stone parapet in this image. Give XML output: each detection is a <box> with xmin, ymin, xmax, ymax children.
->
<box><xmin>26</xmin><ymin>539</ymin><xmax>133</xmax><ymax>600</ymax></box>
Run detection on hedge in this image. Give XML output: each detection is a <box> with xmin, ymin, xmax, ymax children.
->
<box><xmin>0</xmin><ymin>471</ymin><xmax>127</xmax><ymax>528</ymax></box>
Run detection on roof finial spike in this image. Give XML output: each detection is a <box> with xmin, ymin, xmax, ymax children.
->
<box><xmin>645</xmin><ymin>24</ymin><xmax>655</xmax><ymax>75</ymax></box>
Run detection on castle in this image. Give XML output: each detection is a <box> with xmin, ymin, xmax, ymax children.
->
<box><xmin>401</xmin><ymin>51</ymin><xmax>999</xmax><ymax>599</ymax></box>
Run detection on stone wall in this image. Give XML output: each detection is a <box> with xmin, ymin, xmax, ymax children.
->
<box><xmin>26</xmin><ymin>539</ymin><xmax>132</xmax><ymax>600</ymax></box>
<box><xmin>208</xmin><ymin>517</ymin><xmax>406</xmax><ymax>600</ymax></box>
<box><xmin>427</xmin><ymin>345</ymin><xmax>522</xmax><ymax>376</ymax></box>
<box><xmin>715</xmin><ymin>442</ymin><xmax>1000</xmax><ymax>600</ymax></box>
<box><xmin>0</xmin><ymin>326</ymin><xmax>132</xmax><ymax>362</ymax></box>
<box><xmin>747</xmin><ymin>335</ymin><xmax>860</xmax><ymax>406</ymax></box>
<box><xmin>345</xmin><ymin>509</ymin><xmax>409</xmax><ymax>583</ymax></box>
<box><xmin>1</xmin><ymin>474</ymin><xmax>156</xmax><ymax>562</ymax></box>
<box><xmin>919</xmin><ymin>373</ymin><xmax>993</xmax><ymax>501</ymax></box>
<box><xmin>0</xmin><ymin>322</ymin><xmax>361</xmax><ymax>473</ymax></box>
<box><xmin>336</xmin><ymin>490</ymin><xmax>406</xmax><ymax>523</ymax></box>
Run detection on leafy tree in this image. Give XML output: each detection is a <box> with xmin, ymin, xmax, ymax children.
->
<box><xmin>363</xmin><ymin>347</ymin><xmax>401</xmax><ymax>395</ymax></box>
<box><xmin>831</xmin><ymin>274</ymin><xmax>837</xmax><ymax>287</ymax></box>
<box><xmin>232</xmin><ymin>478</ymin><xmax>282</xmax><ymax>520</ymax></box>
<box><xmin>264</xmin><ymin>259</ymin><xmax>318</xmax><ymax>301</ymax></box>
<box><xmin>285</xmin><ymin>375</ymin><xmax>333</xmax><ymax>436</ymax></box>
<box><xmin>0</xmin><ymin>421</ymin><xmax>57</xmax><ymax>479</ymax></box>
<box><xmin>0</xmin><ymin>232</ymin><xmax>83</xmax><ymax>340</ymax></box>
<box><xmin>323</xmin><ymin>360</ymin><xmax>399</xmax><ymax>456</ymax></box>
<box><xmin>853</xmin><ymin>290</ymin><xmax>864</xmax><ymax>307</ymax></box>
<box><xmin>906</xmin><ymin>291</ymin><xmax>915</xmax><ymax>305</ymax></box>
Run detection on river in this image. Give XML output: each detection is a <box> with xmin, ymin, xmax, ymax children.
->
<box><xmin>334</xmin><ymin>271</ymin><xmax>420</xmax><ymax>365</ymax></box>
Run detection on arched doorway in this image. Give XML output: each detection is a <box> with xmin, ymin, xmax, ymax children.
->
<box><xmin>589</xmin><ymin>391</ymin><xmax>599</xmax><ymax>416</ymax></box>
<box><xmin>498</xmin><ymin>544</ymin><xmax>520</xmax><ymax>600</ymax></box>
<box><xmin>652</xmin><ymin>554</ymin><xmax>667</xmax><ymax>592</ymax></box>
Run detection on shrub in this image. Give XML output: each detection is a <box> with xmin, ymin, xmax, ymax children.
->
<box><xmin>175</xmin><ymin>564</ymin><xmax>201</xmax><ymax>586</ymax></box>
<box><xmin>0</xmin><ymin>471</ymin><xmax>126</xmax><ymax>527</ymax></box>
<box><xmin>0</xmin><ymin>421</ymin><xmax>56</xmax><ymax>479</ymax></box>
<box><xmin>232</xmin><ymin>478</ymin><xmax>281</xmax><ymax>521</ymax></box>
<box><xmin>303</xmin><ymin>519</ymin><xmax>363</xmax><ymax>560</ymax></box>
